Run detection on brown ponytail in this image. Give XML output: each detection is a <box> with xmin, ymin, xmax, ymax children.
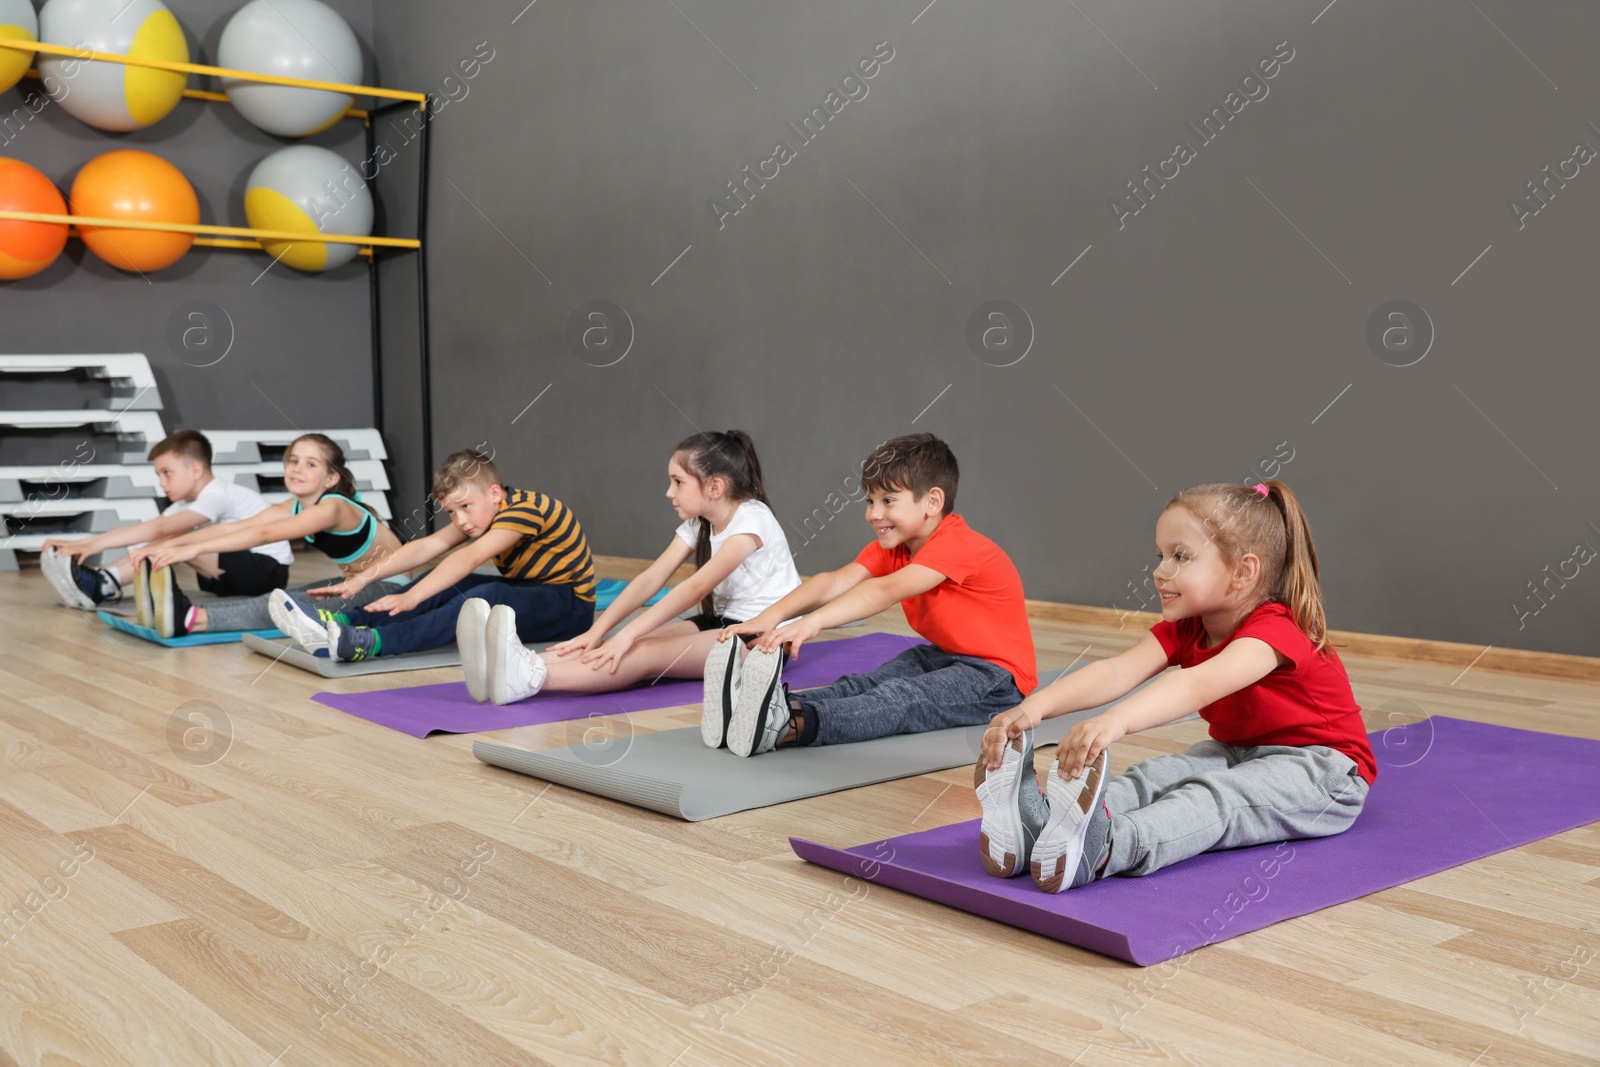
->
<box><xmin>1168</xmin><ymin>480</ymin><xmax>1333</xmax><ymax>655</ymax></box>
<box><xmin>673</xmin><ymin>429</ymin><xmax>771</xmax><ymax>618</ymax></box>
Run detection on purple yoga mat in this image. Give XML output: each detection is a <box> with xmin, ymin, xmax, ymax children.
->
<box><xmin>793</xmin><ymin>716</ymin><xmax>1600</xmax><ymax>966</ymax></box>
<box><xmin>313</xmin><ymin>632</ymin><xmax>925</xmax><ymax>738</ymax></box>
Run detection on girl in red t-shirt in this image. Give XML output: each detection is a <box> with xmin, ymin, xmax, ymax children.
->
<box><xmin>974</xmin><ymin>480</ymin><xmax>1373</xmax><ymax>893</ymax></box>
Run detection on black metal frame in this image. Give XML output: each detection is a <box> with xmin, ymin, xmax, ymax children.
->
<box><xmin>364</xmin><ymin>94</ymin><xmax>434</xmax><ymax>533</ymax></box>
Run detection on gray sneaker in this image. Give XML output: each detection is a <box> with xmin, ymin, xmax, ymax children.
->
<box><xmin>1032</xmin><ymin>748</ymin><xmax>1112</xmax><ymax>893</ymax></box>
<box><xmin>976</xmin><ymin>730</ymin><xmax>1044</xmax><ymax>878</ymax></box>
<box><xmin>700</xmin><ymin>636</ymin><xmax>744</xmax><ymax>748</ymax></box>
<box><xmin>269</xmin><ymin>589</ymin><xmax>329</xmax><ymax>653</ymax></box>
<box><xmin>726</xmin><ymin>647</ymin><xmax>792</xmax><ymax>757</ymax></box>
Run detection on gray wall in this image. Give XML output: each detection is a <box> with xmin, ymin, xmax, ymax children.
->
<box><xmin>0</xmin><ymin>0</ymin><xmax>376</xmax><ymax>433</ymax></box>
<box><xmin>24</xmin><ymin>0</ymin><xmax>1599</xmax><ymax>660</ymax></box>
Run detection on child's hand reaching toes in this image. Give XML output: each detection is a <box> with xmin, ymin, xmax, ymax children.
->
<box><xmin>1057</xmin><ymin>714</ymin><xmax>1126</xmax><ymax>779</ymax></box>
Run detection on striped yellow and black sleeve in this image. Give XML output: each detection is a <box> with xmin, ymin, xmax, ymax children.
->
<box><xmin>488</xmin><ymin>487</ymin><xmax>597</xmax><ymax>602</ymax></box>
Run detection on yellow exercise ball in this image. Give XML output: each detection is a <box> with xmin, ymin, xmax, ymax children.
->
<box><xmin>37</xmin><ymin>0</ymin><xmax>188</xmax><ymax>132</ymax></box>
<box><xmin>0</xmin><ymin>0</ymin><xmax>37</xmax><ymax>95</ymax></box>
<box><xmin>244</xmin><ymin>145</ymin><xmax>371</xmax><ymax>273</ymax></box>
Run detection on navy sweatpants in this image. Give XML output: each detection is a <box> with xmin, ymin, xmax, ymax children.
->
<box><xmin>365</xmin><ymin>573</ymin><xmax>593</xmax><ymax>656</ymax></box>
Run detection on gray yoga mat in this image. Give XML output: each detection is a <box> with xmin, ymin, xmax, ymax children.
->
<box><xmin>241</xmin><ymin>632</ymin><xmax>463</xmax><ymax>677</ymax></box>
<box><xmin>473</xmin><ymin>705</ymin><xmax>1118</xmax><ymax>822</ymax></box>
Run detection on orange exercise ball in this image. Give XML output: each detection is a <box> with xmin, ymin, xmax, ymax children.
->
<box><xmin>69</xmin><ymin>149</ymin><xmax>197</xmax><ymax>272</ymax></box>
<box><xmin>0</xmin><ymin>158</ymin><xmax>68</xmax><ymax>280</ymax></box>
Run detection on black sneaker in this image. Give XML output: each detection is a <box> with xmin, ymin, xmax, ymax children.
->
<box><xmin>726</xmin><ymin>647</ymin><xmax>796</xmax><ymax>757</ymax></box>
<box><xmin>42</xmin><ymin>548</ymin><xmax>95</xmax><ymax>609</ymax></box>
<box><xmin>700</xmin><ymin>635</ymin><xmax>744</xmax><ymax>748</ymax></box>
<box><xmin>150</xmin><ymin>566</ymin><xmax>192</xmax><ymax>639</ymax></box>
<box><xmin>328</xmin><ymin>620</ymin><xmax>381</xmax><ymax>662</ymax></box>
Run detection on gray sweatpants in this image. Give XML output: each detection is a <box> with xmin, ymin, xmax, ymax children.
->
<box><xmin>796</xmin><ymin>643</ymin><xmax>1024</xmax><ymax>747</ymax></box>
<box><xmin>202</xmin><ymin>579</ymin><xmax>405</xmax><ymax>633</ymax></box>
<box><xmin>1103</xmin><ymin>739</ymin><xmax>1369</xmax><ymax>877</ymax></box>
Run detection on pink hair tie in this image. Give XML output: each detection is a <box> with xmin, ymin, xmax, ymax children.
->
<box><xmin>1253</xmin><ymin>483</ymin><xmax>1270</xmax><ymax>497</ymax></box>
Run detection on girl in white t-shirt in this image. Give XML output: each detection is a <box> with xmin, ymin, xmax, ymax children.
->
<box><xmin>465</xmin><ymin>429</ymin><xmax>801</xmax><ymax>708</ymax></box>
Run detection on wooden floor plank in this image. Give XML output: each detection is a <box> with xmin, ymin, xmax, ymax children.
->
<box><xmin>3</xmin><ymin>558</ymin><xmax>1598</xmax><ymax>1065</ymax></box>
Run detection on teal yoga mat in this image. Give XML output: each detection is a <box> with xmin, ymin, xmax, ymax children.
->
<box><xmin>98</xmin><ymin>610</ymin><xmax>282</xmax><ymax>647</ymax></box>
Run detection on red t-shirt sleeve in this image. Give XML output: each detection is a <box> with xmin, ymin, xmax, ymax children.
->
<box><xmin>905</xmin><ymin>527</ymin><xmax>979</xmax><ymax>585</ymax></box>
<box><xmin>1230</xmin><ymin>606</ymin><xmax>1307</xmax><ymax>671</ymax></box>
<box><xmin>854</xmin><ymin>541</ymin><xmax>894</xmax><ymax>578</ymax></box>
<box><xmin>1150</xmin><ymin>620</ymin><xmax>1178</xmax><ymax>664</ymax></box>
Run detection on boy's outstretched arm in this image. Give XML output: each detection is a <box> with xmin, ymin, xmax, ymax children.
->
<box><xmin>721</xmin><ymin>562</ymin><xmax>873</xmax><ymax>644</ymax></box>
<box><xmin>308</xmin><ymin>524</ymin><xmax>465</xmax><ymax>600</ymax></box>
<box><xmin>360</xmin><ymin>527</ymin><xmax>518</xmax><ymax>615</ymax></box>
<box><xmin>747</xmin><ymin>563</ymin><xmax>945</xmax><ymax>657</ymax></box>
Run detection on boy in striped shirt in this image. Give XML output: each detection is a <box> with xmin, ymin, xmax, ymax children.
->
<box><xmin>275</xmin><ymin>449</ymin><xmax>596</xmax><ymax>661</ymax></box>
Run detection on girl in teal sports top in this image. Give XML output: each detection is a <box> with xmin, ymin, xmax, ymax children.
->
<box><xmin>128</xmin><ymin>434</ymin><xmax>406</xmax><ymax>639</ymax></box>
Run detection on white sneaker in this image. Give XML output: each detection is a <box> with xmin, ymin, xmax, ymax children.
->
<box><xmin>1032</xmin><ymin>748</ymin><xmax>1112</xmax><ymax>893</ymax></box>
<box><xmin>134</xmin><ymin>558</ymin><xmax>154</xmax><ymax>630</ymax></box>
<box><xmin>486</xmin><ymin>604</ymin><xmax>546</xmax><ymax>705</ymax></box>
<box><xmin>41</xmin><ymin>548</ymin><xmax>94</xmax><ymax>610</ymax></box>
<box><xmin>457</xmin><ymin>598</ymin><xmax>491</xmax><ymax>702</ymax></box>
<box><xmin>268</xmin><ymin>589</ymin><xmax>329</xmax><ymax>652</ymax></box>
<box><xmin>975</xmin><ymin>730</ymin><xmax>1040</xmax><ymax>878</ymax></box>
<box><xmin>700</xmin><ymin>635</ymin><xmax>744</xmax><ymax>748</ymax></box>
<box><xmin>726</xmin><ymin>647</ymin><xmax>792</xmax><ymax>758</ymax></box>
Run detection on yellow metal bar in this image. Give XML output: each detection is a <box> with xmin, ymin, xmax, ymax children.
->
<box><xmin>189</xmin><ymin>235</ymin><xmax>373</xmax><ymax>258</ymax></box>
<box><xmin>20</xmin><ymin>68</ymin><xmax>372</xmax><ymax>118</ymax></box>
<box><xmin>0</xmin><ymin>38</ymin><xmax>426</xmax><ymax>104</ymax></box>
<box><xmin>3</xmin><ymin>209</ymin><xmax>420</xmax><ymax>250</ymax></box>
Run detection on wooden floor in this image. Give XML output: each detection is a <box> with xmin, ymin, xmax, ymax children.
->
<box><xmin>1</xmin><ymin>553</ymin><xmax>1597</xmax><ymax>1066</ymax></box>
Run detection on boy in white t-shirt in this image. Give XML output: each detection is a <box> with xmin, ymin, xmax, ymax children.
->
<box><xmin>464</xmin><ymin>430</ymin><xmax>802</xmax><ymax>711</ymax></box>
<box><xmin>41</xmin><ymin>430</ymin><xmax>293</xmax><ymax>619</ymax></box>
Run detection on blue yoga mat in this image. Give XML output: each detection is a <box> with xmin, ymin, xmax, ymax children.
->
<box><xmin>594</xmin><ymin>578</ymin><xmax>669</xmax><ymax>612</ymax></box>
<box><xmin>97</xmin><ymin>610</ymin><xmax>283</xmax><ymax>647</ymax></box>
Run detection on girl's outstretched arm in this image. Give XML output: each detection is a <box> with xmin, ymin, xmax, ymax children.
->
<box><xmin>547</xmin><ymin>536</ymin><xmax>693</xmax><ymax>659</ymax></box>
<box><xmin>143</xmin><ymin>499</ymin><xmax>296</xmax><ymax>554</ymax></box>
<box><xmin>135</xmin><ymin>499</ymin><xmax>321</xmax><ymax>568</ymax></box>
<box><xmin>1051</xmin><ymin>636</ymin><xmax>1287</xmax><ymax>778</ymax></box>
<box><xmin>575</xmin><ymin>534</ymin><xmax>759</xmax><ymax>673</ymax></box>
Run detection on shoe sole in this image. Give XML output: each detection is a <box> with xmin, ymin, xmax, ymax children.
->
<box><xmin>42</xmin><ymin>551</ymin><xmax>95</xmax><ymax>610</ymax></box>
<box><xmin>268</xmin><ymin>589</ymin><xmax>328</xmax><ymax>652</ymax></box>
<box><xmin>726</xmin><ymin>647</ymin><xmax>784</xmax><ymax>758</ymax></box>
<box><xmin>135</xmin><ymin>559</ymin><xmax>153</xmax><ymax>630</ymax></box>
<box><xmin>150</xmin><ymin>565</ymin><xmax>174</xmax><ymax>639</ymax></box>
<box><xmin>457</xmin><ymin>599</ymin><xmax>490</xmax><ymax>703</ymax></box>
<box><xmin>486</xmin><ymin>604</ymin><xmax>519</xmax><ymax>706</ymax></box>
<box><xmin>700</xmin><ymin>637</ymin><xmax>742</xmax><ymax>748</ymax></box>
<box><xmin>975</xmin><ymin>733</ymin><xmax>1031</xmax><ymax>878</ymax></box>
<box><xmin>1031</xmin><ymin>750</ymin><xmax>1109</xmax><ymax>893</ymax></box>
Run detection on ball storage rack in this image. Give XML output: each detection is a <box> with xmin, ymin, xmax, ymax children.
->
<box><xmin>0</xmin><ymin>36</ymin><xmax>436</xmax><ymax>528</ymax></box>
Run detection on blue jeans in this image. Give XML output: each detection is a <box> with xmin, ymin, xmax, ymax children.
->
<box><xmin>795</xmin><ymin>643</ymin><xmax>1023</xmax><ymax>746</ymax></box>
<box><xmin>368</xmin><ymin>573</ymin><xmax>593</xmax><ymax>656</ymax></box>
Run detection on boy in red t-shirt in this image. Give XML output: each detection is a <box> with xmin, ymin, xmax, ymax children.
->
<box><xmin>713</xmin><ymin>433</ymin><xmax>1037</xmax><ymax>758</ymax></box>
<box><xmin>975</xmin><ymin>480</ymin><xmax>1373</xmax><ymax>898</ymax></box>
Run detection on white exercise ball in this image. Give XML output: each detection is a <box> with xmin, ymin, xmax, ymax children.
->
<box><xmin>244</xmin><ymin>145</ymin><xmax>372</xmax><ymax>272</ymax></box>
<box><xmin>37</xmin><ymin>0</ymin><xmax>188</xmax><ymax>131</ymax></box>
<box><xmin>219</xmin><ymin>0</ymin><xmax>362</xmax><ymax>138</ymax></box>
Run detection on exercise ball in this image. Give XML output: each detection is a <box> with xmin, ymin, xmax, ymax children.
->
<box><xmin>70</xmin><ymin>149</ymin><xmax>197</xmax><ymax>272</ymax></box>
<box><xmin>0</xmin><ymin>0</ymin><xmax>37</xmax><ymax>96</ymax></box>
<box><xmin>0</xmin><ymin>158</ymin><xmax>68</xmax><ymax>280</ymax></box>
<box><xmin>219</xmin><ymin>0</ymin><xmax>361</xmax><ymax>138</ymax></box>
<box><xmin>37</xmin><ymin>0</ymin><xmax>188</xmax><ymax>132</ymax></box>
<box><xmin>244</xmin><ymin>145</ymin><xmax>371</xmax><ymax>272</ymax></box>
